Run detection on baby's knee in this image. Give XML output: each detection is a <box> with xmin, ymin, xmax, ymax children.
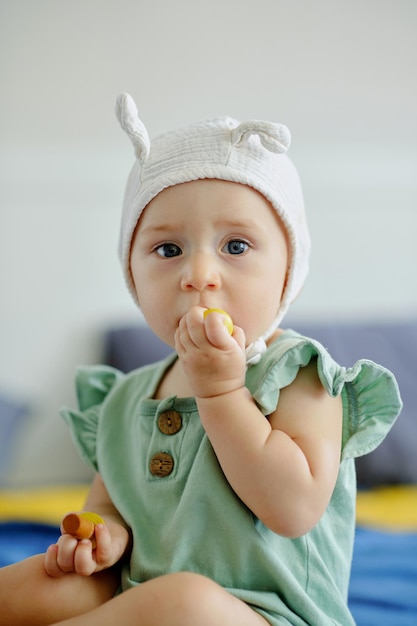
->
<box><xmin>169</xmin><ymin>571</ymin><xmax>220</xmax><ymax>602</ymax></box>
<box><xmin>146</xmin><ymin>571</ymin><xmax>227</xmax><ymax>620</ymax></box>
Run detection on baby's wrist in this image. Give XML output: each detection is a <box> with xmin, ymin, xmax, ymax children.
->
<box><xmin>195</xmin><ymin>384</ymin><xmax>249</xmax><ymax>403</ymax></box>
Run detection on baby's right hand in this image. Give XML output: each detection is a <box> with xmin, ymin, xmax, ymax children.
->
<box><xmin>44</xmin><ymin>519</ymin><xmax>116</xmax><ymax>578</ymax></box>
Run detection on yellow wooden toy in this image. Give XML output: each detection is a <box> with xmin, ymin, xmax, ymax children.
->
<box><xmin>62</xmin><ymin>512</ymin><xmax>104</xmax><ymax>541</ymax></box>
<box><xmin>203</xmin><ymin>308</ymin><xmax>234</xmax><ymax>334</ymax></box>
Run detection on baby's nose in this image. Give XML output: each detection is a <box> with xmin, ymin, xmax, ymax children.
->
<box><xmin>180</xmin><ymin>254</ymin><xmax>220</xmax><ymax>291</ymax></box>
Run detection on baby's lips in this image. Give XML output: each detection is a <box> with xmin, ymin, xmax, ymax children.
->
<box><xmin>203</xmin><ymin>308</ymin><xmax>234</xmax><ymax>335</ymax></box>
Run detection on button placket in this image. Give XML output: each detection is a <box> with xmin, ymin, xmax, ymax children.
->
<box><xmin>148</xmin><ymin>408</ymin><xmax>183</xmax><ymax>480</ymax></box>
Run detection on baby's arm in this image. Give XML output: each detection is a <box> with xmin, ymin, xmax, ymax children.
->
<box><xmin>198</xmin><ymin>362</ymin><xmax>342</xmax><ymax>537</ymax></box>
<box><xmin>176</xmin><ymin>307</ymin><xmax>343</xmax><ymax>538</ymax></box>
<box><xmin>45</xmin><ymin>473</ymin><xmax>131</xmax><ymax>578</ymax></box>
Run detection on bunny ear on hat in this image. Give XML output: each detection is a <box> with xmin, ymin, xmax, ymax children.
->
<box><xmin>115</xmin><ymin>93</ymin><xmax>150</xmax><ymax>163</ymax></box>
<box><xmin>231</xmin><ymin>120</ymin><xmax>291</xmax><ymax>154</ymax></box>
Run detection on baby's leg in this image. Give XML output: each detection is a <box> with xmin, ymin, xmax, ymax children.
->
<box><xmin>50</xmin><ymin>571</ymin><xmax>270</xmax><ymax>626</ymax></box>
<box><xmin>0</xmin><ymin>554</ymin><xmax>119</xmax><ymax>626</ymax></box>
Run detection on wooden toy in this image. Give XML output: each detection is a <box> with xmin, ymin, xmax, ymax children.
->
<box><xmin>203</xmin><ymin>308</ymin><xmax>233</xmax><ymax>334</ymax></box>
<box><xmin>62</xmin><ymin>512</ymin><xmax>104</xmax><ymax>541</ymax></box>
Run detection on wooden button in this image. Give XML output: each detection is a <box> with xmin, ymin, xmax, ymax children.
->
<box><xmin>149</xmin><ymin>452</ymin><xmax>174</xmax><ymax>477</ymax></box>
<box><xmin>157</xmin><ymin>410</ymin><xmax>182</xmax><ymax>435</ymax></box>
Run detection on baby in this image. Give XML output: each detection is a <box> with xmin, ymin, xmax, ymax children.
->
<box><xmin>0</xmin><ymin>94</ymin><xmax>402</xmax><ymax>626</ymax></box>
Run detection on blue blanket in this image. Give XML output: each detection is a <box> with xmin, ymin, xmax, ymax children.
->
<box><xmin>1</xmin><ymin>523</ymin><xmax>416</xmax><ymax>625</ymax></box>
<box><xmin>0</xmin><ymin>521</ymin><xmax>59</xmax><ymax>566</ymax></box>
<box><xmin>349</xmin><ymin>527</ymin><xmax>417</xmax><ymax>626</ymax></box>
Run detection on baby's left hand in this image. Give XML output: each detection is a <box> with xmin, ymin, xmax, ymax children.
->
<box><xmin>175</xmin><ymin>306</ymin><xmax>246</xmax><ymax>398</ymax></box>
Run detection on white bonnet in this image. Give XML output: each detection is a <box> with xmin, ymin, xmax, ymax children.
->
<box><xmin>116</xmin><ymin>93</ymin><xmax>311</xmax><ymax>363</ymax></box>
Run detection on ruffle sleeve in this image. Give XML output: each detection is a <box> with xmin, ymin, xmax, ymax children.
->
<box><xmin>246</xmin><ymin>333</ymin><xmax>402</xmax><ymax>461</ymax></box>
<box><xmin>60</xmin><ymin>365</ymin><xmax>125</xmax><ymax>471</ymax></box>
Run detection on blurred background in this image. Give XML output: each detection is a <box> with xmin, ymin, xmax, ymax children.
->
<box><xmin>1</xmin><ymin>0</ymin><xmax>416</xmax><ymax>486</ymax></box>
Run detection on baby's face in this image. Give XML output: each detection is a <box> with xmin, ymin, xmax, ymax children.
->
<box><xmin>130</xmin><ymin>179</ymin><xmax>288</xmax><ymax>349</ymax></box>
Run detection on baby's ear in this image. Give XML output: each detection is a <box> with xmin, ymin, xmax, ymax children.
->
<box><xmin>115</xmin><ymin>93</ymin><xmax>150</xmax><ymax>164</ymax></box>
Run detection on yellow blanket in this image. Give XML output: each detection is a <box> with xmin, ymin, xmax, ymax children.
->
<box><xmin>356</xmin><ymin>485</ymin><xmax>417</xmax><ymax>531</ymax></box>
<box><xmin>0</xmin><ymin>485</ymin><xmax>89</xmax><ymax>525</ymax></box>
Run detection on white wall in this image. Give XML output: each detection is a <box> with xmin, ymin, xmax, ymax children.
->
<box><xmin>1</xmin><ymin>0</ymin><xmax>416</xmax><ymax>485</ymax></box>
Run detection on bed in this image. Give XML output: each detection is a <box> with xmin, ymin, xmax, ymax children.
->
<box><xmin>1</xmin><ymin>318</ymin><xmax>416</xmax><ymax>625</ymax></box>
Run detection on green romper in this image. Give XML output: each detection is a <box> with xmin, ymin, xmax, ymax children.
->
<box><xmin>62</xmin><ymin>330</ymin><xmax>402</xmax><ymax>626</ymax></box>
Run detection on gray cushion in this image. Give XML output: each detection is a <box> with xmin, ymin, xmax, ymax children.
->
<box><xmin>0</xmin><ymin>394</ymin><xmax>29</xmax><ymax>481</ymax></box>
<box><xmin>103</xmin><ymin>319</ymin><xmax>416</xmax><ymax>486</ymax></box>
<box><xmin>289</xmin><ymin>319</ymin><xmax>416</xmax><ymax>486</ymax></box>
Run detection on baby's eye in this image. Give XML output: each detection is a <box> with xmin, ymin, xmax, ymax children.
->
<box><xmin>223</xmin><ymin>239</ymin><xmax>249</xmax><ymax>255</ymax></box>
<box><xmin>155</xmin><ymin>243</ymin><xmax>182</xmax><ymax>258</ymax></box>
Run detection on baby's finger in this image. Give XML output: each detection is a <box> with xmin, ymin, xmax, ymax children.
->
<box><xmin>73</xmin><ymin>540</ymin><xmax>97</xmax><ymax>576</ymax></box>
<box><xmin>93</xmin><ymin>523</ymin><xmax>114</xmax><ymax>568</ymax></box>
<box><xmin>55</xmin><ymin>534</ymin><xmax>79</xmax><ymax>573</ymax></box>
<box><xmin>183</xmin><ymin>307</ymin><xmax>209</xmax><ymax>347</ymax></box>
<box><xmin>177</xmin><ymin>307</ymin><xmax>205</xmax><ymax>351</ymax></box>
<box><xmin>230</xmin><ymin>324</ymin><xmax>246</xmax><ymax>351</ymax></box>
<box><xmin>203</xmin><ymin>311</ymin><xmax>234</xmax><ymax>348</ymax></box>
<box><xmin>175</xmin><ymin>315</ymin><xmax>189</xmax><ymax>353</ymax></box>
<box><xmin>44</xmin><ymin>543</ymin><xmax>66</xmax><ymax>578</ymax></box>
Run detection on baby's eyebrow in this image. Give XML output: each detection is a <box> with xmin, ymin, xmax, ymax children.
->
<box><xmin>138</xmin><ymin>224</ymin><xmax>177</xmax><ymax>237</ymax></box>
<box><xmin>138</xmin><ymin>218</ymin><xmax>261</xmax><ymax>238</ymax></box>
<box><xmin>216</xmin><ymin>218</ymin><xmax>259</xmax><ymax>230</ymax></box>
